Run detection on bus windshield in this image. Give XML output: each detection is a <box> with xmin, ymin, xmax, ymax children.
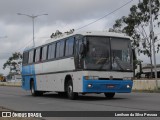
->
<box><xmin>84</xmin><ymin>36</ymin><xmax>133</xmax><ymax>71</ymax></box>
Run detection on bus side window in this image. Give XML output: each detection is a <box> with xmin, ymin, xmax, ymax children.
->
<box><xmin>51</xmin><ymin>43</ymin><xmax>56</xmax><ymax>59</ymax></box>
<box><xmin>56</xmin><ymin>42</ymin><xmax>60</xmax><ymax>58</ymax></box>
<box><xmin>48</xmin><ymin>43</ymin><xmax>56</xmax><ymax>59</ymax></box>
<box><xmin>56</xmin><ymin>40</ymin><xmax>65</xmax><ymax>58</ymax></box>
<box><xmin>48</xmin><ymin>44</ymin><xmax>52</xmax><ymax>59</ymax></box>
<box><xmin>42</xmin><ymin>45</ymin><xmax>48</xmax><ymax>61</ymax></box>
<box><xmin>65</xmin><ymin>37</ymin><xmax>74</xmax><ymax>56</ymax></box>
<box><xmin>28</xmin><ymin>50</ymin><xmax>34</xmax><ymax>64</ymax></box>
<box><xmin>35</xmin><ymin>48</ymin><xmax>40</xmax><ymax>62</ymax></box>
<box><xmin>60</xmin><ymin>40</ymin><xmax>65</xmax><ymax>57</ymax></box>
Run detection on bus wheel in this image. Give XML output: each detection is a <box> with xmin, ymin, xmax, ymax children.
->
<box><xmin>104</xmin><ymin>92</ymin><xmax>115</xmax><ymax>99</ymax></box>
<box><xmin>31</xmin><ymin>81</ymin><xmax>43</xmax><ymax>96</ymax></box>
<box><xmin>66</xmin><ymin>80</ymin><xmax>78</xmax><ymax>100</ymax></box>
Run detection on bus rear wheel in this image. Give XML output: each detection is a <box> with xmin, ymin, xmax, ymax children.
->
<box><xmin>66</xmin><ymin>80</ymin><xmax>78</xmax><ymax>100</ymax></box>
<box><xmin>31</xmin><ymin>81</ymin><xmax>43</xmax><ymax>96</ymax></box>
<box><xmin>104</xmin><ymin>92</ymin><xmax>115</xmax><ymax>99</ymax></box>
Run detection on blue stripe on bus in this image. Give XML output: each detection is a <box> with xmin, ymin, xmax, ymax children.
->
<box><xmin>22</xmin><ymin>65</ymin><xmax>36</xmax><ymax>90</ymax></box>
<box><xmin>82</xmin><ymin>77</ymin><xmax>133</xmax><ymax>93</ymax></box>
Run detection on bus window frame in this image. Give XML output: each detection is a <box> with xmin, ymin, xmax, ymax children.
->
<box><xmin>22</xmin><ymin>34</ymin><xmax>81</xmax><ymax>66</ymax></box>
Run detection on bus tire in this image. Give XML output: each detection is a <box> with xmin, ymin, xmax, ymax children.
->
<box><xmin>66</xmin><ymin>80</ymin><xmax>78</xmax><ymax>100</ymax></box>
<box><xmin>30</xmin><ymin>81</ymin><xmax>43</xmax><ymax>96</ymax></box>
<box><xmin>104</xmin><ymin>92</ymin><xmax>115</xmax><ymax>99</ymax></box>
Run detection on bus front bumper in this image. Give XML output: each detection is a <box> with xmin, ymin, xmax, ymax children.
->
<box><xmin>83</xmin><ymin>79</ymin><xmax>133</xmax><ymax>93</ymax></box>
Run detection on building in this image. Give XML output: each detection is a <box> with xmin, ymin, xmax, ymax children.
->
<box><xmin>142</xmin><ymin>64</ymin><xmax>160</xmax><ymax>78</ymax></box>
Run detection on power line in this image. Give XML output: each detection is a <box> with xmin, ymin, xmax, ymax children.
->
<box><xmin>1</xmin><ymin>1</ymin><xmax>134</xmax><ymax>55</ymax></box>
<box><xmin>16</xmin><ymin>39</ymin><xmax>33</xmax><ymax>52</ymax></box>
<box><xmin>0</xmin><ymin>35</ymin><xmax>50</xmax><ymax>55</ymax></box>
<box><xmin>5</xmin><ymin>1</ymin><xmax>134</xmax><ymax>54</ymax></box>
<box><xmin>75</xmin><ymin>0</ymin><xmax>134</xmax><ymax>31</ymax></box>
<box><xmin>0</xmin><ymin>39</ymin><xmax>33</xmax><ymax>55</ymax></box>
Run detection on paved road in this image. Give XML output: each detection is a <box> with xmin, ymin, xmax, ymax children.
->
<box><xmin>0</xmin><ymin>86</ymin><xmax>160</xmax><ymax>120</ymax></box>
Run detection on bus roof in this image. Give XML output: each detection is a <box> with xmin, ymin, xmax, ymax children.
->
<box><xmin>24</xmin><ymin>31</ymin><xmax>131</xmax><ymax>52</ymax></box>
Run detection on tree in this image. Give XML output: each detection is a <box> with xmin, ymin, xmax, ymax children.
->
<box><xmin>3</xmin><ymin>52</ymin><xmax>22</xmax><ymax>74</ymax></box>
<box><xmin>50</xmin><ymin>29</ymin><xmax>74</xmax><ymax>38</ymax></box>
<box><xmin>109</xmin><ymin>0</ymin><xmax>160</xmax><ymax>77</ymax></box>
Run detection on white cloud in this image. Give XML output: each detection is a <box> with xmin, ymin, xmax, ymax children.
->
<box><xmin>2</xmin><ymin>0</ymin><xmax>160</xmax><ymax>75</ymax></box>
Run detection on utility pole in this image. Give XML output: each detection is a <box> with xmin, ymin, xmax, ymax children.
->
<box><xmin>17</xmin><ymin>13</ymin><xmax>48</xmax><ymax>47</ymax></box>
<box><xmin>149</xmin><ymin>0</ymin><xmax>158</xmax><ymax>89</ymax></box>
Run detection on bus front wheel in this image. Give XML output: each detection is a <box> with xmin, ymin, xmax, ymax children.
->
<box><xmin>104</xmin><ymin>92</ymin><xmax>115</xmax><ymax>99</ymax></box>
<box><xmin>66</xmin><ymin>80</ymin><xmax>78</xmax><ymax>100</ymax></box>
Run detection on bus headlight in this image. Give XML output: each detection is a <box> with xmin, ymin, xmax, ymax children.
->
<box><xmin>88</xmin><ymin>84</ymin><xmax>92</xmax><ymax>88</ymax></box>
<box><xmin>84</xmin><ymin>76</ymin><xmax>99</xmax><ymax>80</ymax></box>
<box><xmin>126</xmin><ymin>85</ymin><xmax>131</xmax><ymax>88</ymax></box>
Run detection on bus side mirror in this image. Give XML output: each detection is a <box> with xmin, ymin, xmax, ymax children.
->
<box><xmin>79</xmin><ymin>43</ymin><xmax>86</xmax><ymax>58</ymax></box>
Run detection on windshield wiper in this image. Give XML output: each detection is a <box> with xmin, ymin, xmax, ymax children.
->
<box><xmin>96</xmin><ymin>57</ymin><xmax>110</xmax><ymax>70</ymax></box>
<box><xmin>96</xmin><ymin>58</ymin><xmax>108</xmax><ymax>64</ymax></box>
<box><xmin>114</xmin><ymin>57</ymin><xmax>124</xmax><ymax>70</ymax></box>
<box><xmin>114</xmin><ymin>57</ymin><xmax>132</xmax><ymax>71</ymax></box>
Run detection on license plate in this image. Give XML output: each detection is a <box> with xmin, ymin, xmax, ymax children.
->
<box><xmin>107</xmin><ymin>85</ymin><xmax>115</xmax><ymax>88</ymax></box>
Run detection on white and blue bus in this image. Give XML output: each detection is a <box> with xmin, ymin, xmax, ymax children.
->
<box><xmin>22</xmin><ymin>31</ymin><xmax>133</xmax><ymax>100</ymax></box>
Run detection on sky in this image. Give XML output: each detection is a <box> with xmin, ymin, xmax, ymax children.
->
<box><xmin>0</xmin><ymin>0</ymin><xmax>159</xmax><ymax>75</ymax></box>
